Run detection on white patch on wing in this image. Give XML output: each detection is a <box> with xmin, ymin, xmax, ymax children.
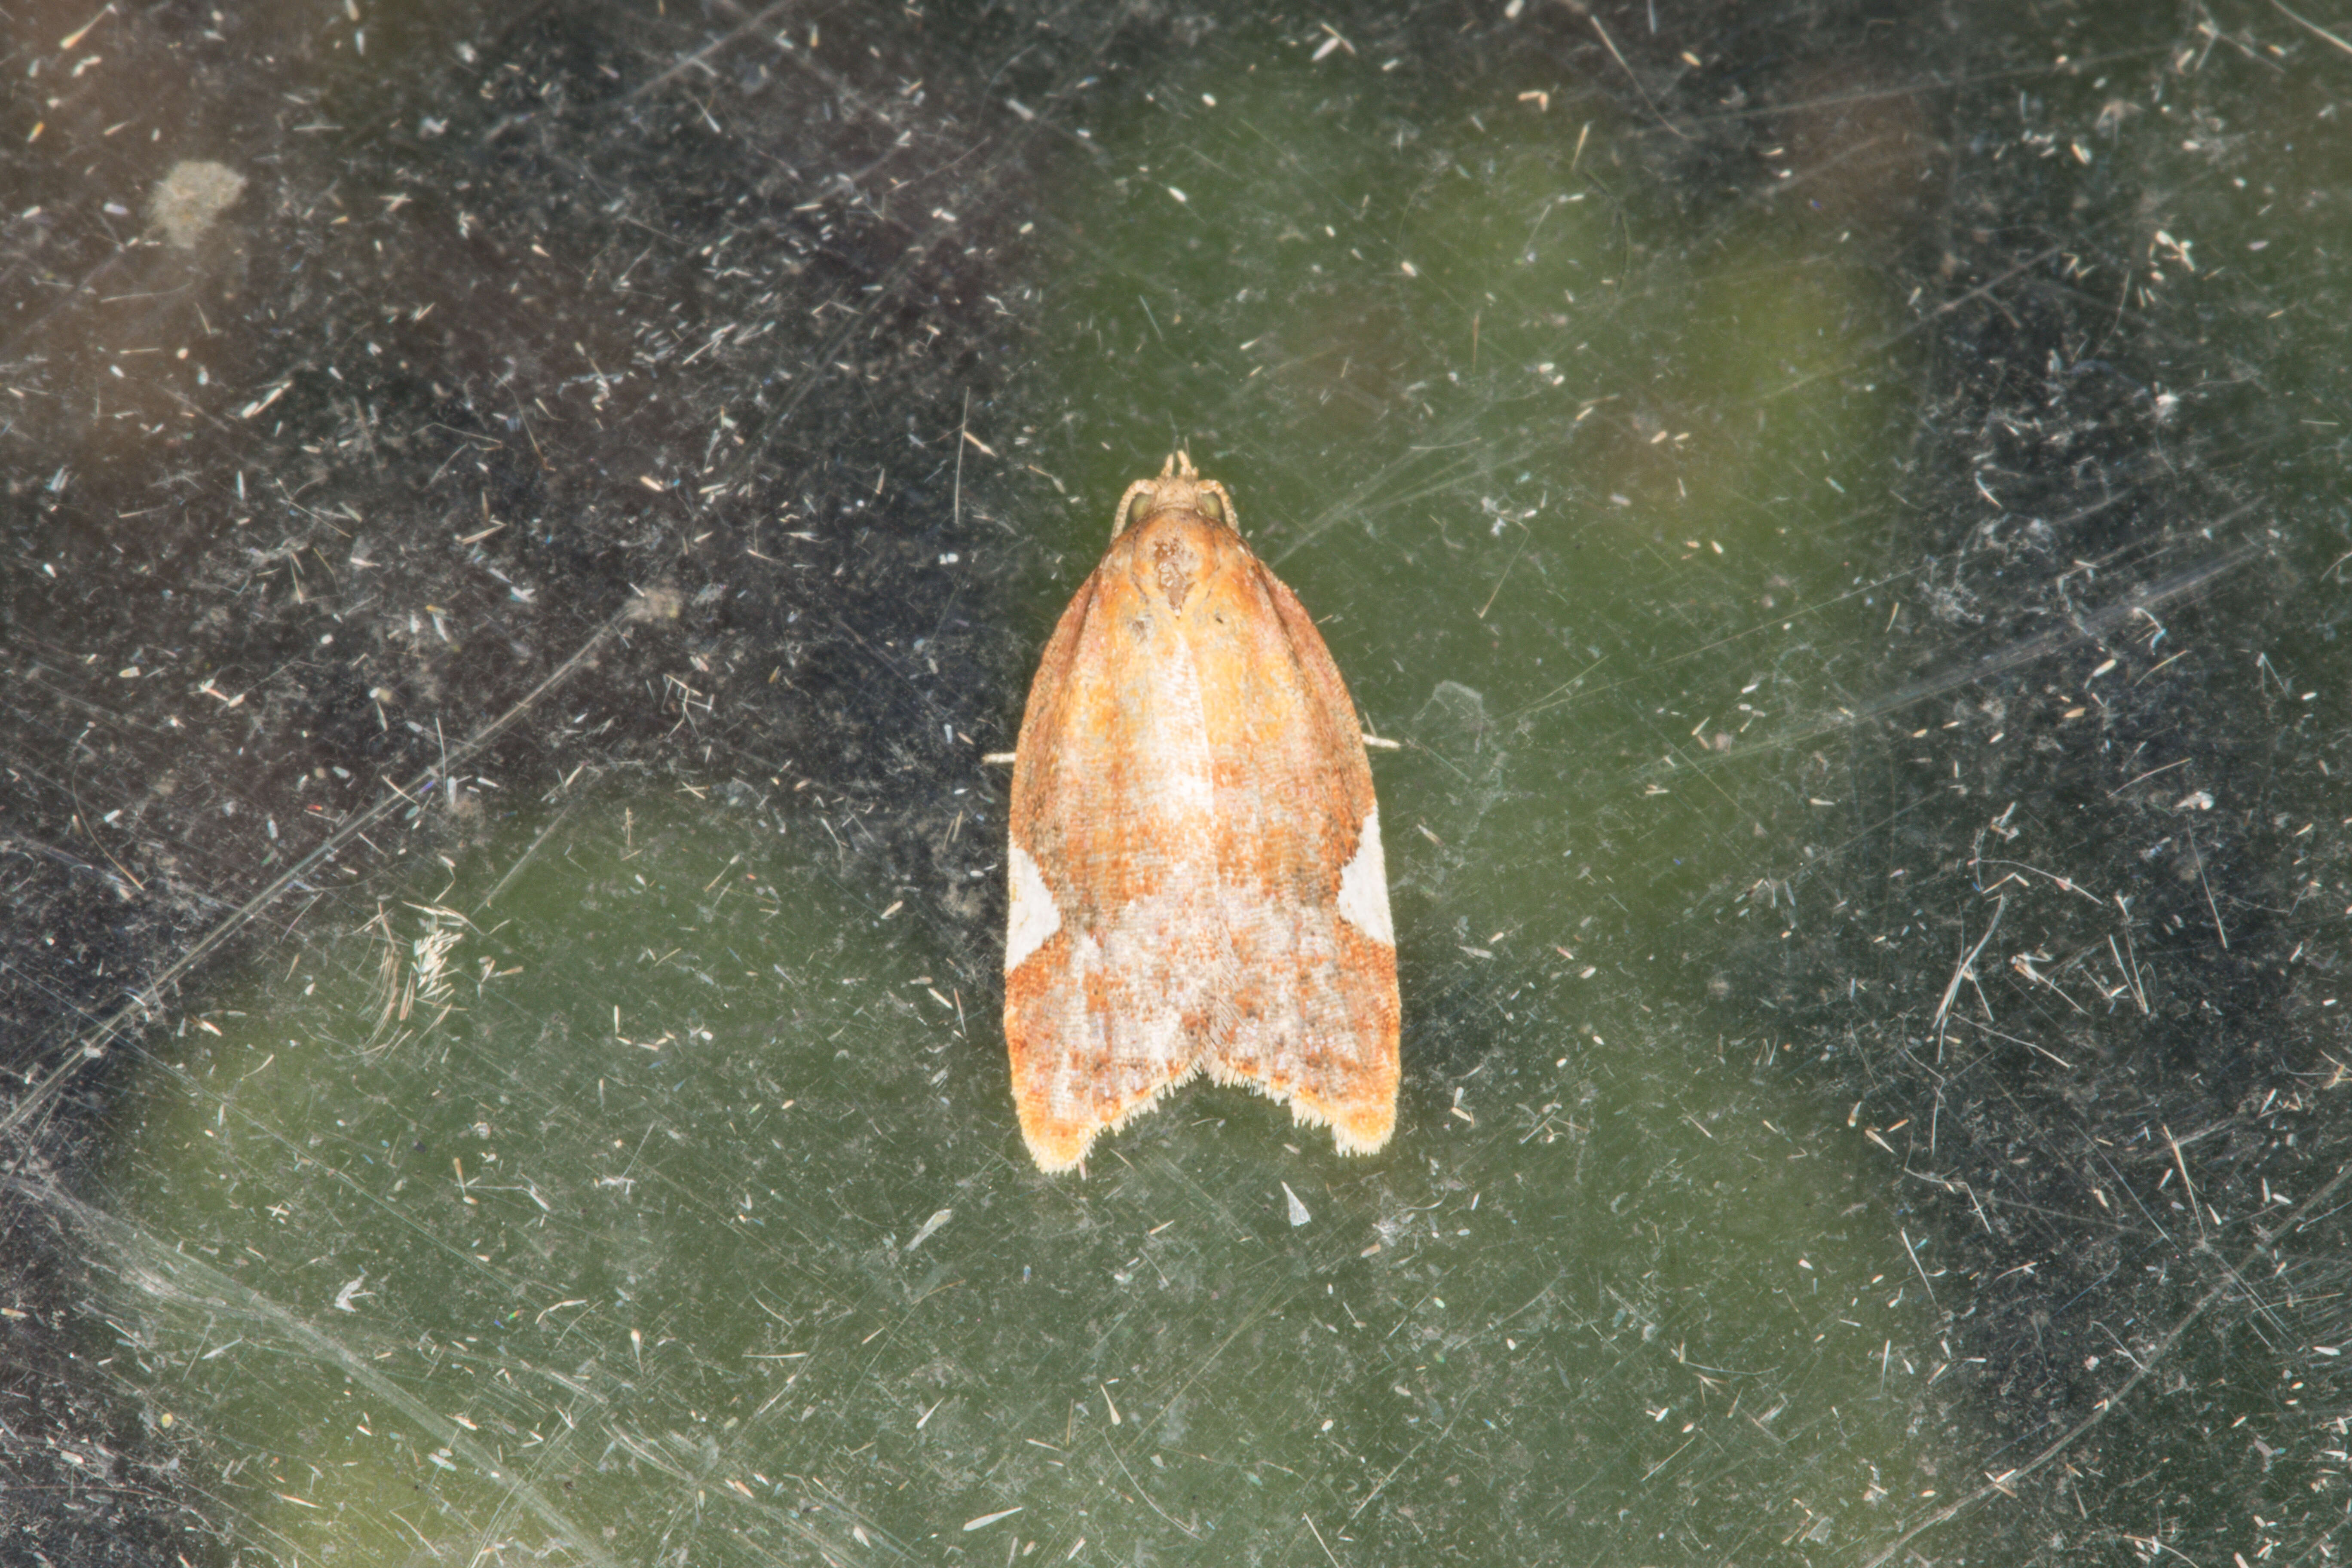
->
<box><xmin>1150</xmin><ymin>619</ymin><xmax>1217</xmax><ymax>822</ymax></box>
<box><xmin>1004</xmin><ymin>841</ymin><xmax>1063</xmax><ymax>973</ymax></box>
<box><xmin>1334</xmin><ymin>807</ymin><xmax>1394</xmax><ymax>947</ymax></box>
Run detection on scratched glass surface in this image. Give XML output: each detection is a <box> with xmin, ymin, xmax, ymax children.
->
<box><xmin>8</xmin><ymin>4</ymin><xmax>2352</xmax><ymax>1567</ymax></box>
<box><xmin>102</xmin><ymin>794</ymin><xmax>1941</xmax><ymax>1565</ymax></box>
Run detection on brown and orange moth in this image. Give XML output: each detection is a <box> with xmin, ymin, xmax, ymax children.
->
<box><xmin>1003</xmin><ymin>453</ymin><xmax>1400</xmax><ymax>1171</ymax></box>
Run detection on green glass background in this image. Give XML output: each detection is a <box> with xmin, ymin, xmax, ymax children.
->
<box><xmin>106</xmin><ymin>793</ymin><xmax>1946</xmax><ymax>1564</ymax></box>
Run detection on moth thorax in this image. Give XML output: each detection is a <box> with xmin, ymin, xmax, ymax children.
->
<box><xmin>1150</xmin><ymin>533</ymin><xmax>1197</xmax><ymax>611</ymax></box>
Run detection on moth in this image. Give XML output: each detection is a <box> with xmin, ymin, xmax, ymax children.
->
<box><xmin>1003</xmin><ymin>453</ymin><xmax>1399</xmax><ymax>1171</ymax></box>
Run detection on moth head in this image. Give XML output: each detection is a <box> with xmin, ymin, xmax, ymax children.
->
<box><xmin>1110</xmin><ymin>452</ymin><xmax>1240</xmax><ymax>538</ymax></box>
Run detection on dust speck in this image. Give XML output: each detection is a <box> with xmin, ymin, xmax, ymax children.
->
<box><xmin>625</xmin><ymin>586</ymin><xmax>683</xmax><ymax>622</ymax></box>
<box><xmin>150</xmin><ymin>161</ymin><xmax>247</xmax><ymax>248</ymax></box>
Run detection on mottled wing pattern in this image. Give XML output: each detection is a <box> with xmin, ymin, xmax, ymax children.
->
<box><xmin>1004</xmin><ymin>506</ymin><xmax>1398</xmax><ymax>1171</ymax></box>
<box><xmin>1191</xmin><ymin>552</ymin><xmax>1398</xmax><ymax>1155</ymax></box>
<box><xmin>1004</xmin><ymin>532</ymin><xmax>1223</xmax><ymax>1169</ymax></box>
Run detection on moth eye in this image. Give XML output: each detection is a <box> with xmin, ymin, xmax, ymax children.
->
<box><xmin>1126</xmin><ymin>493</ymin><xmax>1158</xmax><ymax>531</ymax></box>
<box><xmin>1195</xmin><ymin>490</ymin><xmax>1225</xmax><ymax>523</ymax></box>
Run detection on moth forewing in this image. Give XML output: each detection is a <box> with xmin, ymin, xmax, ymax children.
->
<box><xmin>1003</xmin><ymin>455</ymin><xmax>1399</xmax><ymax>1171</ymax></box>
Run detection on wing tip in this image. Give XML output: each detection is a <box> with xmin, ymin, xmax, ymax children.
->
<box><xmin>1020</xmin><ymin>1121</ymin><xmax>1095</xmax><ymax>1174</ymax></box>
<box><xmin>1202</xmin><ymin>1057</ymin><xmax>1397</xmax><ymax>1159</ymax></box>
<box><xmin>1326</xmin><ymin>1104</ymin><xmax>1398</xmax><ymax>1157</ymax></box>
<box><xmin>1291</xmin><ymin>1092</ymin><xmax>1397</xmax><ymax>1158</ymax></box>
<box><xmin>1015</xmin><ymin>1064</ymin><xmax>1203</xmax><ymax>1175</ymax></box>
<box><xmin>1017</xmin><ymin>1063</ymin><xmax>1396</xmax><ymax>1168</ymax></box>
